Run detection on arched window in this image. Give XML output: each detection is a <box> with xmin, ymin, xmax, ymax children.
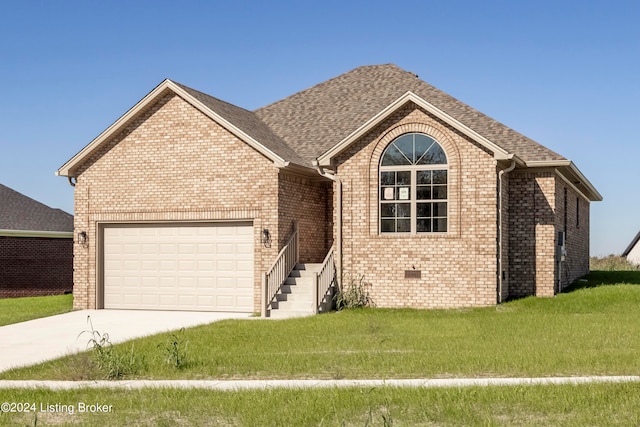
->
<box><xmin>379</xmin><ymin>133</ymin><xmax>448</xmax><ymax>234</ymax></box>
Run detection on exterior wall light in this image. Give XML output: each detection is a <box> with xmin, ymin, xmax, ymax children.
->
<box><xmin>262</xmin><ymin>229</ymin><xmax>271</xmax><ymax>248</ymax></box>
<box><xmin>78</xmin><ymin>231</ymin><xmax>88</xmax><ymax>246</ymax></box>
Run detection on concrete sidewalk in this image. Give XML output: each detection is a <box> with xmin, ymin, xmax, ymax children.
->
<box><xmin>1</xmin><ymin>376</ymin><xmax>640</xmax><ymax>390</ymax></box>
<box><xmin>0</xmin><ymin>310</ymin><xmax>250</xmax><ymax>373</ymax></box>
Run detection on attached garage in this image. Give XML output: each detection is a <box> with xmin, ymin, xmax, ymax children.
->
<box><xmin>101</xmin><ymin>222</ymin><xmax>254</xmax><ymax>312</ymax></box>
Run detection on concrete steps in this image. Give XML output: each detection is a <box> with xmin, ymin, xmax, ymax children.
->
<box><xmin>269</xmin><ymin>263</ymin><xmax>333</xmax><ymax>319</ymax></box>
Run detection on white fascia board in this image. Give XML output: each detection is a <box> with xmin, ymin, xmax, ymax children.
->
<box><xmin>57</xmin><ymin>80</ymin><xmax>287</xmax><ymax>177</ymax></box>
<box><xmin>0</xmin><ymin>229</ymin><xmax>73</xmax><ymax>239</ymax></box>
<box><xmin>57</xmin><ymin>80</ymin><xmax>175</xmax><ymax>177</ymax></box>
<box><xmin>554</xmin><ymin>169</ymin><xmax>592</xmax><ymax>203</ymax></box>
<box><xmin>526</xmin><ymin>160</ymin><xmax>603</xmax><ymax>202</ymax></box>
<box><xmin>317</xmin><ymin>91</ymin><xmax>511</xmax><ymax>166</ymax></box>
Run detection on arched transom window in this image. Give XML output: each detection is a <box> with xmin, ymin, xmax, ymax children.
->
<box><xmin>379</xmin><ymin>133</ymin><xmax>448</xmax><ymax>234</ymax></box>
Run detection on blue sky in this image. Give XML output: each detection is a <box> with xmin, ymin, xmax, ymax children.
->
<box><xmin>0</xmin><ymin>0</ymin><xmax>638</xmax><ymax>255</ymax></box>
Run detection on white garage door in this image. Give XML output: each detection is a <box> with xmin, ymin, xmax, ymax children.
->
<box><xmin>102</xmin><ymin>223</ymin><xmax>254</xmax><ymax>312</ymax></box>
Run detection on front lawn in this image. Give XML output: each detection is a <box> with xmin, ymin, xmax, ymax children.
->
<box><xmin>2</xmin><ymin>271</ymin><xmax>640</xmax><ymax>380</ymax></box>
<box><xmin>2</xmin><ymin>382</ymin><xmax>640</xmax><ymax>426</ymax></box>
<box><xmin>0</xmin><ymin>294</ymin><xmax>73</xmax><ymax>327</ymax></box>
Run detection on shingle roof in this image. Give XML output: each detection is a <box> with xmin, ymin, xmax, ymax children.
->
<box><xmin>0</xmin><ymin>184</ymin><xmax>73</xmax><ymax>232</ymax></box>
<box><xmin>255</xmin><ymin>64</ymin><xmax>565</xmax><ymax>165</ymax></box>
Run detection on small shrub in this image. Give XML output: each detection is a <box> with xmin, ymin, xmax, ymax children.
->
<box><xmin>335</xmin><ymin>274</ymin><xmax>374</xmax><ymax>310</ymax></box>
<box><xmin>160</xmin><ymin>328</ymin><xmax>189</xmax><ymax>369</ymax></box>
<box><xmin>80</xmin><ymin>316</ymin><xmax>145</xmax><ymax>379</ymax></box>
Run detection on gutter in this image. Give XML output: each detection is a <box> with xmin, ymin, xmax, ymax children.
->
<box><xmin>313</xmin><ymin>160</ymin><xmax>342</xmax><ymax>283</ymax></box>
<box><xmin>0</xmin><ymin>229</ymin><xmax>74</xmax><ymax>239</ymax></box>
<box><xmin>497</xmin><ymin>157</ymin><xmax>517</xmax><ymax>303</ymax></box>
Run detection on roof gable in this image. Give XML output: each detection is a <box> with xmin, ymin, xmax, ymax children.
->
<box><xmin>0</xmin><ymin>184</ymin><xmax>73</xmax><ymax>233</ymax></box>
<box><xmin>57</xmin><ymin>79</ymin><xmax>309</xmax><ymax>177</ymax></box>
<box><xmin>254</xmin><ymin>64</ymin><xmax>565</xmax><ymax>165</ymax></box>
<box><xmin>57</xmin><ymin>65</ymin><xmax>601</xmax><ymax>201</ymax></box>
<box><xmin>316</xmin><ymin>91</ymin><xmax>513</xmax><ymax>166</ymax></box>
<box><xmin>623</xmin><ymin>231</ymin><xmax>640</xmax><ymax>257</ymax></box>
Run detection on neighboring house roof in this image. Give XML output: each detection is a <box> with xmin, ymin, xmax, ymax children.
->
<box><xmin>0</xmin><ymin>184</ymin><xmax>73</xmax><ymax>237</ymax></box>
<box><xmin>57</xmin><ymin>64</ymin><xmax>602</xmax><ymax>201</ymax></box>
<box><xmin>622</xmin><ymin>231</ymin><xmax>640</xmax><ymax>257</ymax></box>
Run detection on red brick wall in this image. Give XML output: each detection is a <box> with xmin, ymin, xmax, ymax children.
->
<box><xmin>0</xmin><ymin>237</ymin><xmax>73</xmax><ymax>298</ymax></box>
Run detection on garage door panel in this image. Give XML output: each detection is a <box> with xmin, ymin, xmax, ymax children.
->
<box><xmin>215</xmin><ymin>277</ymin><xmax>235</xmax><ymax>288</ymax></box>
<box><xmin>103</xmin><ymin>223</ymin><xmax>253</xmax><ymax>312</ymax></box>
<box><xmin>236</xmin><ymin>294</ymin><xmax>253</xmax><ymax>306</ymax></box>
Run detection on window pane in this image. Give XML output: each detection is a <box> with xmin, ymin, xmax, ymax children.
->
<box><xmin>433</xmin><ymin>170</ymin><xmax>447</xmax><ymax>184</ymax></box>
<box><xmin>397</xmin><ymin>219</ymin><xmax>411</xmax><ymax>232</ymax></box>
<box><xmin>380</xmin><ymin>203</ymin><xmax>396</xmax><ymax>218</ymax></box>
<box><xmin>381</xmin><ymin>187</ymin><xmax>395</xmax><ymax>200</ymax></box>
<box><xmin>381</xmin><ymin>144</ymin><xmax>411</xmax><ymax>166</ymax></box>
<box><xmin>396</xmin><ymin>171</ymin><xmax>411</xmax><ymax>185</ymax></box>
<box><xmin>414</xmin><ymin>134</ymin><xmax>435</xmax><ymax>163</ymax></box>
<box><xmin>433</xmin><ymin>186</ymin><xmax>447</xmax><ymax>199</ymax></box>
<box><xmin>434</xmin><ymin>218</ymin><xmax>447</xmax><ymax>232</ymax></box>
<box><xmin>433</xmin><ymin>202</ymin><xmax>447</xmax><ymax>217</ymax></box>
<box><xmin>418</xmin><ymin>143</ymin><xmax>447</xmax><ymax>165</ymax></box>
<box><xmin>381</xmin><ymin>219</ymin><xmax>395</xmax><ymax>233</ymax></box>
<box><xmin>417</xmin><ymin>170</ymin><xmax>431</xmax><ymax>184</ymax></box>
<box><xmin>417</xmin><ymin>203</ymin><xmax>432</xmax><ymax>218</ymax></box>
<box><xmin>393</xmin><ymin>135</ymin><xmax>414</xmax><ymax>163</ymax></box>
<box><xmin>417</xmin><ymin>186</ymin><xmax>431</xmax><ymax>200</ymax></box>
<box><xmin>397</xmin><ymin>187</ymin><xmax>409</xmax><ymax>200</ymax></box>
<box><xmin>381</xmin><ymin>171</ymin><xmax>395</xmax><ymax>186</ymax></box>
<box><xmin>397</xmin><ymin>203</ymin><xmax>411</xmax><ymax>218</ymax></box>
<box><xmin>417</xmin><ymin>219</ymin><xmax>431</xmax><ymax>232</ymax></box>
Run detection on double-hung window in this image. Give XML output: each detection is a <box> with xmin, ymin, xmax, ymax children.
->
<box><xmin>379</xmin><ymin>133</ymin><xmax>448</xmax><ymax>234</ymax></box>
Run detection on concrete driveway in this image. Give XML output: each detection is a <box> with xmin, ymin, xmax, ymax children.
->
<box><xmin>0</xmin><ymin>310</ymin><xmax>250</xmax><ymax>373</ymax></box>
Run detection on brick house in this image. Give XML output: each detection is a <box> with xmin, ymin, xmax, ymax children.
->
<box><xmin>57</xmin><ymin>64</ymin><xmax>601</xmax><ymax>315</ymax></box>
<box><xmin>0</xmin><ymin>184</ymin><xmax>74</xmax><ymax>298</ymax></box>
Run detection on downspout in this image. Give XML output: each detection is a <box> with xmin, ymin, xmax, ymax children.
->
<box><xmin>313</xmin><ymin>160</ymin><xmax>342</xmax><ymax>284</ymax></box>
<box><xmin>497</xmin><ymin>157</ymin><xmax>517</xmax><ymax>303</ymax></box>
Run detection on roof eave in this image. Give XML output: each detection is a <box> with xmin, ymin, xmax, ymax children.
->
<box><xmin>622</xmin><ymin>231</ymin><xmax>640</xmax><ymax>257</ymax></box>
<box><xmin>316</xmin><ymin>91</ymin><xmax>512</xmax><ymax>167</ymax></box>
<box><xmin>0</xmin><ymin>229</ymin><xmax>74</xmax><ymax>238</ymax></box>
<box><xmin>526</xmin><ymin>160</ymin><xmax>603</xmax><ymax>202</ymax></box>
<box><xmin>57</xmin><ymin>80</ymin><xmax>288</xmax><ymax>177</ymax></box>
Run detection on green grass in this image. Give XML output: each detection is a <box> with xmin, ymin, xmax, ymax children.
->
<box><xmin>2</xmin><ymin>382</ymin><xmax>640</xmax><ymax>426</ymax></box>
<box><xmin>0</xmin><ymin>294</ymin><xmax>73</xmax><ymax>327</ymax></box>
<box><xmin>3</xmin><ymin>270</ymin><xmax>640</xmax><ymax>381</ymax></box>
